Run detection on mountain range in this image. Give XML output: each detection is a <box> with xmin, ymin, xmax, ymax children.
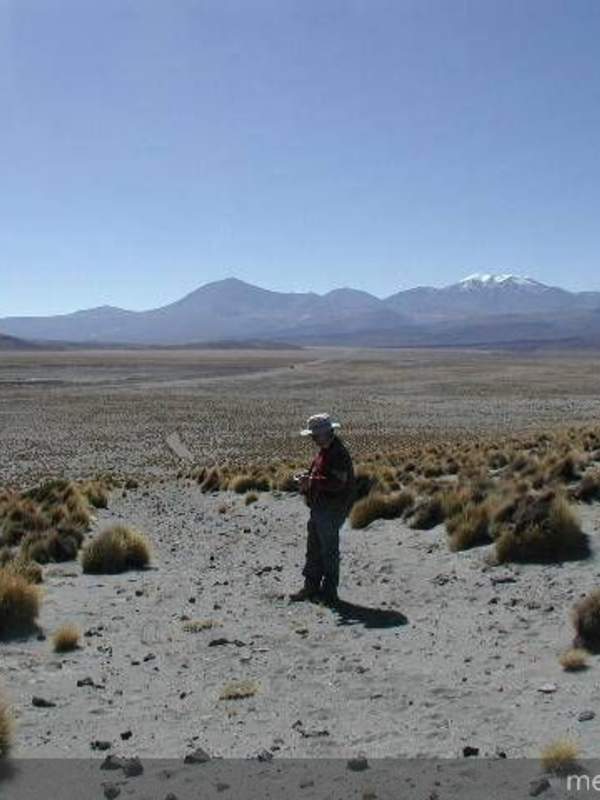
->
<box><xmin>3</xmin><ymin>274</ymin><xmax>600</xmax><ymax>348</ymax></box>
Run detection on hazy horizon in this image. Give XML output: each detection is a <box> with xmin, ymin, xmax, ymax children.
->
<box><xmin>3</xmin><ymin>1</ymin><xmax>600</xmax><ymax>316</ymax></box>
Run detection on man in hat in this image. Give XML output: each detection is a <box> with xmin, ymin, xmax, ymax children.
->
<box><xmin>290</xmin><ymin>413</ymin><xmax>355</xmax><ymax>606</ymax></box>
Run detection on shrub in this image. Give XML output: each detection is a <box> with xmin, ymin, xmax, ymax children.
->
<box><xmin>82</xmin><ymin>481</ymin><xmax>110</xmax><ymax>509</ymax></box>
<box><xmin>0</xmin><ymin>500</ymin><xmax>49</xmax><ymax>546</ymax></box>
<box><xmin>559</xmin><ymin>648</ymin><xmax>588</xmax><ymax>672</ymax></box>
<box><xmin>547</xmin><ymin>452</ymin><xmax>583</xmax><ymax>483</ymax></box>
<box><xmin>1</xmin><ymin>557</ymin><xmax>43</xmax><ymax>585</ymax></box>
<box><xmin>446</xmin><ymin>503</ymin><xmax>491</xmax><ymax>551</ymax></box>
<box><xmin>230</xmin><ymin>474</ymin><xmax>271</xmax><ymax>493</ymax></box>
<box><xmin>81</xmin><ymin>525</ymin><xmax>151</xmax><ymax>574</ymax></box>
<box><xmin>201</xmin><ymin>468</ymin><xmax>223</xmax><ymax>493</ymax></box>
<box><xmin>572</xmin><ymin>470</ymin><xmax>600</xmax><ymax>503</ymax></box>
<box><xmin>0</xmin><ymin>570</ymin><xmax>41</xmax><ymax>637</ymax></box>
<box><xmin>22</xmin><ymin>530</ymin><xmax>81</xmax><ymax>564</ymax></box>
<box><xmin>409</xmin><ymin>496</ymin><xmax>445</xmax><ymax>530</ymax></box>
<box><xmin>572</xmin><ymin>590</ymin><xmax>600</xmax><ymax>651</ymax></box>
<box><xmin>274</xmin><ymin>471</ymin><xmax>298</xmax><ymax>492</ymax></box>
<box><xmin>540</xmin><ymin>739</ymin><xmax>580</xmax><ymax>775</ymax></box>
<box><xmin>52</xmin><ymin>623</ymin><xmax>81</xmax><ymax>653</ymax></box>
<box><xmin>495</xmin><ymin>495</ymin><xmax>589</xmax><ymax>563</ymax></box>
<box><xmin>350</xmin><ymin>491</ymin><xmax>414</xmax><ymax>529</ymax></box>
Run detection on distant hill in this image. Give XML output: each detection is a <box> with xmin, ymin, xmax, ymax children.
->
<box><xmin>0</xmin><ymin>332</ymin><xmax>40</xmax><ymax>350</ymax></box>
<box><xmin>2</xmin><ymin>274</ymin><xmax>600</xmax><ymax>349</ymax></box>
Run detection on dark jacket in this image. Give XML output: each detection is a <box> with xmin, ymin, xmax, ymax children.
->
<box><xmin>307</xmin><ymin>436</ymin><xmax>354</xmax><ymax>514</ymax></box>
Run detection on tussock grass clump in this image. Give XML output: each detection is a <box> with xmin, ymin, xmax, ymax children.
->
<box><xmin>0</xmin><ymin>570</ymin><xmax>41</xmax><ymax>638</ymax></box>
<box><xmin>350</xmin><ymin>490</ymin><xmax>414</xmax><ymax>529</ymax></box>
<box><xmin>547</xmin><ymin>452</ymin><xmax>583</xmax><ymax>483</ymax></box>
<box><xmin>408</xmin><ymin>496</ymin><xmax>445</xmax><ymax>530</ymax></box>
<box><xmin>21</xmin><ymin>530</ymin><xmax>82</xmax><ymax>564</ymax></box>
<box><xmin>495</xmin><ymin>494</ymin><xmax>589</xmax><ymax>563</ymax></box>
<box><xmin>559</xmin><ymin>648</ymin><xmax>588</xmax><ymax>672</ymax></box>
<box><xmin>446</xmin><ymin>502</ymin><xmax>491</xmax><ymax>551</ymax></box>
<box><xmin>0</xmin><ymin>500</ymin><xmax>48</xmax><ymax>547</ymax></box>
<box><xmin>540</xmin><ymin>739</ymin><xmax>580</xmax><ymax>775</ymax></box>
<box><xmin>1</xmin><ymin>557</ymin><xmax>43</xmax><ymax>585</ymax></box>
<box><xmin>219</xmin><ymin>680</ymin><xmax>259</xmax><ymax>700</ymax></box>
<box><xmin>200</xmin><ymin>468</ymin><xmax>224</xmax><ymax>493</ymax></box>
<box><xmin>230</xmin><ymin>474</ymin><xmax>271</xmax><ymax>494</ymax></box>
<box><xmin>572</xmin><ymin>469</ymin><xmax>600</xmax><ymax>503</ymax></box>
<box><xmin>572</xmin><ymin>590</ymin><xmax>600</xmax><ymax>651</ymax></box>
<box><xmin>0</xmin><ymin>693</ymin><xmax>12</xmax><ymax>759</ymax></box>
<box><xmin>245</xmin><ymin>492</ymin><xmax>259</xmax><ymax>506</ymax></box>
<box><xmin>52</xmin><ymin>623</ymin><xmax>81</xmax><ymax>653</ymax></box>
<box><xmin>81</xmin><ymin>525</ymin><xmax>151</xmax><ymax>574</ymax></box>
<box><xmin>274</xmin><ymin>471</ymin><xmax>298</xmax><ymax>492</ymax></box>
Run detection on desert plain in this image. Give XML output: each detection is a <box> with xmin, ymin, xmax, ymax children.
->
<box><xmin>3</xmin><ymin>346</ymin><xmax>600</xmax><ymax>798</ymax></box>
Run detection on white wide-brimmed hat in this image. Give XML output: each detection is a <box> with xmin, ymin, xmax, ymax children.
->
<box><xmin>300</xmin><ymin>413</ymin><xmax>341</xmax><ymax>437</ymax></box>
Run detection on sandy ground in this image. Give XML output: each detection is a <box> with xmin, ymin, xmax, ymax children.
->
<box><xmin>3</xmin><ymin>485</ymin><xmax>600</xmax><ymax>764</ymax></box>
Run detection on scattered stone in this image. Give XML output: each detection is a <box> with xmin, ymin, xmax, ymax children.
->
<box><xmin>491</xmin><ymin>574</ymin><xmax>517</xmax><ymax>585</ymax></box>
<box><xmin>143</xmin><ymin>653</ymin><xmax>156</xmax><ymax>662</ymax></box>
<box><xmin>463</xmin><ymin>746</ymin><xmax>479</xmax><ymax>757</ymax></box>
<box><xmin>347</xmin><ymin>756</ymin><xmax>369</xmax><ymax>772</ymax></box>
<box><xmin>537</xmin><ymin>683</ymin><xmax>557</xmax><ymax>694</ymax></box>
<box><xmin>257</xmin><ymin>749</ymin><xmax>273</xmax><ymax>762</ymax></box>
<box><xmin>529</xmin><ymin>776</ymin><xmax>551</xmax><ymax>796</ymax></box>
<box><xmin>120</xmin><ymin>730</ymin><xmax>133</xmax><ymax>740</ymax></box>
<box><xmin>578</xmin><ymin>710</ymin><xmax>595</xmax><ymax>722</ymax></box>
<box><xmin>91</xmin><ymin>740</ymin><xmax>112</xmax><ymax>751</ymax></box>
<box><xmin>101</xmin><ymin>755</ymin><xmax>123</xmax><ymax>771</ymax></box>
<box><xmin>32</xmin><ymin>696</ymin><xmax>56</xmax><ymax>708</ymax></box>
<box><xmin>184</xmin><ymin>747</ymin><xmax>211</xmax><ymax>764</ymax></box>
<box><xmin>77</xmin><ymin>677</ymin><xmax>96</xmax><ymax>688</ymax></box>
<box><xmin>122</xmin><ymin>756</ymin><xmax>144</xmax><ymax>777</ymax></box>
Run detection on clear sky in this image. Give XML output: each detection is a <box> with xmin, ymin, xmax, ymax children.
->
<box><xmin>2</xmin><ymin>0</ymin><xmax>600</xmax><ymax>315</ymax></box>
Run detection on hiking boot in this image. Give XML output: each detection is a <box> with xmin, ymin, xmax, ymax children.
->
<box><xmin>289</xmin><ymin>584</ymin><xmax>320</xmax><ymax>603</ymax></box>
<box><xmin>319</xmin><ymin>587</ymin><xmax>339</xmax><ymax>607</ymax></box>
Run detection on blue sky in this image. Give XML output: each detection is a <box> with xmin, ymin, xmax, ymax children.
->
<box><xmin>2</xmin><ymin>0</ymin><xmax>600</xmax><ymax>315</ymax></box>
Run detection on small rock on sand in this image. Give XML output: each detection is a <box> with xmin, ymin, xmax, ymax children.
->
<box><xmin>184</xmin><ymin>747</ymin><xmax>211</xmax><ymax>764</ymax></box>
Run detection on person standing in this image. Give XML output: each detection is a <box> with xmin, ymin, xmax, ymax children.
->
<box><xmin>290</xmin><ymin>414</ymin><xmax>354</xmax><ymax>607</ymax></box>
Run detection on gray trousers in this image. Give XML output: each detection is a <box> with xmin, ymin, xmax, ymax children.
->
<box><xmin>302</xmin><ymin>507</ymin><xmax>346</xmax><ymax>592</ymax></box>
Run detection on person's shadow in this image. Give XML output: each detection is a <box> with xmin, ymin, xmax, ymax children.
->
<box><xmin>332</xmin><ymin>598</ymin><xmax>408</xmax><ymax>629</ymax></box>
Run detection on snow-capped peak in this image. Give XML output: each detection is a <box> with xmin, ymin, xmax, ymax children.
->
<box><xmin>457</xmin><ymin>273</ymin><xmax>543</xmax><ymax>290</ymax></box>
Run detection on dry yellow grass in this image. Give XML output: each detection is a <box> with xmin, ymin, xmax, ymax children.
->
<box><xmin>559</xmin><ymin>648</ymin><xmax>588</xmax><ymax>672</ymax></box>
<box><xmin>350</xmin><ymin>490</ymin><xmax>414</xmax><ymax>529</ymax></box>
<box><xmin>540</xmin><ymin>739</ymin><xmax>580</xmax><ymax>774</ymax></box>
<box><xmin>0</xmin><ymin>570</ymin><xmax>41</xmax><ymax>638</ymax></box>
<box><xmin>446</xmin><ymin>502</ymin><xmax>491</xmax><ymax>551</ymax></box>
<box><xmin>495</xmin><ymin>495</ymin><xmax>589</xmax><ymax>563</ymax></box>
<box><xmin>1</xmin><ymin>557</ymin><xmax>43</xmax><ymax>585</ymax></box>
<box><xmin>219</xmin><ymin>680</ymin><xmax>259</xmax><ymax>700</ymax></box>
<box><xmin>52</xmin><ymin>623</ymin><xmax>81</xmax><ymax>653</ymax></box>
<box><xmin>81</xmin><ymin>525</ymin><xmax>151</xmax><ymax>574</ymax></box>
<box><xmin>230</xmin><ymin>474</ymin><xmax>271</xmax><ymax>494</ymax></box>
<box><xmin>572</xmin><ymin>590</ymin><xmax>600</xmax><ymax>651</ymax></box>
<box><xmin>0</xmin><ymin>692</ymin><xmax>12</xmax><ymax>759</ymax></box>
<box><xmin>182</xmin><ymin>619</ymin><xmax>216</xmax><ymax>633</ymax></box>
